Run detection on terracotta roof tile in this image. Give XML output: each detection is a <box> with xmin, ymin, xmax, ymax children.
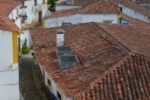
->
<box><xmin>30</xmin><ymin>23</ymin><xmax>129</xmax><ymax>96</ymax></box>
<box><xmin>0</xmin><ymin>16</ymin><xmax>19</xmax><ymax>32</ymax></box>
<box><xmin>0</xmin><ymin>0</ymin><xmax>20</xmax><ymax>17</ymax></box>
<box><xmin>80</xmin><ymin>0</ymin><xmax>120</xmax><ymax>14</ymax></box>
<box><xmin>76</xmin><ymin>53</ymin><xmax>150</xmax><ymax>99</ymax></box>
<box><xmin>97</xmin><ymin>22</ymin><xmax>150</xmax><ymax>58</ymax></box>
<box><xmin>49</xmin><ymin>8</ymin><xmax>83</xmax><ymax>18</ymax></box>
<box><xmin>30</xmin><ymin>22</ymin><xmax>150</xmax><ymax>99</ymax></box>
<box><xmin>57</xmin><ymin>0</ymin><xmax>99</xmax><ymax>6</ymax></box>
<box><xmin>81</xmin><ymin>0</ymin><xmax>150</xmax><ymax>16</ymax></box>
<box><xmin>50</xmin><ymin>0</ymin><xmax>150</xmax><ymax>19</ymax></box>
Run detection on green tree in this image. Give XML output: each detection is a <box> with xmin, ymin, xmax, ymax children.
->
<box><xmin>48</xmin><ymin>0</ymin><xmax>58</xmax><ymax>11</ymax></box>
<box><xmin>22</xmin><ymin>39</ymin><xmax>30</xmax><ymax>54</ymax></box>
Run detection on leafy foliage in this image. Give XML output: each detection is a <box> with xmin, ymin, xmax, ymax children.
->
<box><xmin>48</xmin><ymin>0</ymin><xmax>58</xmax><ymax>5</ymax></box>
<box><xmin>22</xmin><ymin>39</ymin><xmax>30</xmax><ymax>54</ymax></box>
<box><xmin>48</xmin><ymin>0</ymin><xmax>58</xmax><ymax>11</ymax></box>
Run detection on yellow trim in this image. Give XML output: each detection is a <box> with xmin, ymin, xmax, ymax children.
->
<box><xmin>117</xmin><ymin>14</ymin><xmax>121</xmax><ymax>24</ymax></box>
<box><xmin>42</xmin><ymin>20</ymin><xmax>45</xmax><ymax>28</ymax></box>
<box><xmin>12</xmin><ymin>32</ymin><xmax>18</xmax><ymax>64</ymax></box>
<box><xmin>46</xmin><ymin>0</ymin><xmax>48</xmax><ymax>5</ymax></box>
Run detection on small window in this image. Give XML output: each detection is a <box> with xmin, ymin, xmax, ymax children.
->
<box><xmin>43</xmin><ymin>0</ymin><xmax>45</xmax><ymax>4</ymax></box>
<box><xmin>34</xmin><ymin>0</ymin><xmax>37</xmax><ymax>6</ymax></box>
<box><xmin>62</xmin><ymin>22</ymin><xmax>72</xmax><ymax>26</ymax></box>
<box><xmin>120</xmin><ymin>18</ymin><xmax>129</xmax><ymax>25</ymax></box>
<box><xmin>119</xmin><ymin>7</ymin><xmax>123</xmax><ymax>12</ymax></box>
<box><xmin>57</xmin><ymin>91</ymin><xmax>62</xmax><ymax>100</ymax></box>
<box><xmin>103</xmin><ymin>20</ymin><xmax>113</xmax><ymax>23</ymax></box>
<box><xmin>47</xmin><ymin>79</ymin><xmax>51</xmax><ymax>86</ymax></box>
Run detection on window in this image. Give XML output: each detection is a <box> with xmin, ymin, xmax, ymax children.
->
<box><xmin>34</xmin><ymin>0</ymin><xmax>37</xmax><ymax>6</ymax></box>
<box><xmin>103</xmin><ymin>20</ymin><xmax>113</xmax><ymax>23</ymax></box>
<box><xmin>119</xmin><ymin>18</ymin><xmax>129</xmax><ymax>25</ymax></box>
<box><xmin>47</xmin><ymin>79</ymin><xmax>51</xmax><ymax>86</ymax></box>
<box><xmin>43</xmin><ymin>0</ymin><xmax>45</xmax><ymax>4</ymax></box>
<box><xmin>119</xmin><ymin>7</ymin><xmax>123</xmax><ymax>12</ymax></box>
<box><xmin>57</xmin><ymin>91</ymin><xmax>62</xmax><ymax>100</ymax></box>
<box><xmin>62</xmin><ymin>22</ymin><xmax>72</xmax><ymax>26</ymax></box>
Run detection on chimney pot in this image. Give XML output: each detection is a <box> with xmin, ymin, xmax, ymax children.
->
<box><xmin>56</xmin><ymin>29</ymin><xmax>65</xmax><ymax>47</ymax></box>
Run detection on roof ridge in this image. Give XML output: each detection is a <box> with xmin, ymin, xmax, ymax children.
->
<box><xmin>91</xmin><ymin>23</ymin><xmax>131</xmax><ymax>54</ymax></box>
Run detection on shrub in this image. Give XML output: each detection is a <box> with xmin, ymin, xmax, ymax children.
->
<box><xmin>22</xmin><ymin>39</ymin><xmax>30</xmax><ymax>54</ymax></box>
<box><xmin>48</xmin><ymin>0</ymin><xmax>58</xmax><ymax>11</ymax></box>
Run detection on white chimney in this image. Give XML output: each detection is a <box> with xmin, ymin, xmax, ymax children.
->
<box><xmin>56</xmin><ymin>29</ymin><xmax>65</xmax><ymax>47</ymax></box>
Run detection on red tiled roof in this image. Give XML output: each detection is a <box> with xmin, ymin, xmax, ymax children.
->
<box><xmin>81</xmin><ymin>0</ymin><xmax>150</xmax><ymax>16</ymax></box>
<box><xmin>0</xmin><ymin>0</ymin><xmax>20</xmax><ymax>17</ymax></box>
<box><xmin>49</xmin><ymin>8</ymin><xmax>83</xmax><ymax>18</ymax></box>
<box><xmin>97</xmin><ymin>22</ymin><xmax>150</xmax><ymax>58</ymax></box>
<box><xmin>30</xmin><ymin>22</ymin><xmax>150</xmax><ymax>98</ymax></box>
<box><xmin>57</xmin><ymin>0</ymin><xmax>99</xmax><ymax>6</ymax></box>
<box><xmin>76</xmin><ymin>53</ymin><xmax>150</xmax><ymax>99</ymax></box>
<box><xmin>80</xmin><ymin>0</ymin><xmax>120</xmax><ymax>14</ymax></box>
<box><xmin>50</xmin><ymin>0</ymin><xmax>150</xmax><ymax>19</ymax></box>
<box><xmin>0</xmin><ymin>16</ymin><xmax>19</xmax><ymax>32</ymax></box>
<box><xmin>30</xmin><ymin>23</ymin><xmax>129</xmax><ymax>96</ymax></box>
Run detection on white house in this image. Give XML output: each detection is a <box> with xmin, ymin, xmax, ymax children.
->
<box><xmin>43</xmin><ymin>0</ymin><xmax>120</xmax><ymax>28</ymax></box>
<box><xmin>43</xmin><ymin>0</ymin><xmax>150</xmax><ymax>28</ymax></box>
<box><xmin>9</xmin><ymin>0</ymin><xmax>48</xmax><ymax>28</ymax></box>
<box><xmin>0</xmin><ymin>16</ymin><xmax>19</xmax><ymax>100</ymax></box>
<box><xmin>55</xmin><ymin>0</ymin><xmax>97</xmax><ymax>11</ymax></box>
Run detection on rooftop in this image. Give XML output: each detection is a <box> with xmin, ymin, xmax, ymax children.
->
<box><xmin>0</xmin><ymin>0</ymin><xmax>20</xmax><ymax>17</ymax></box>
<box><xmin>76</xmin><ymin>53</ymin><xmax>150</xmax><ymax>99</ymax></box>
<box><xmin>30</xmin><ymin>23</ymin><xmax>129</xmax><ymax>96</ymax></box>
<box><xmin>57</xmin><ymin>0</ymin><xmax>99</xmax><ymax>6</ymax></box>
<box><xmin>0</xmin><ymin>16</ymin><xmax>19</xmax><ymax>32</ymax></box>
<box><xmin>97</xmin><ymin>22</ymin><xmax>150</xmax><ymax>58</ymax></box>
<box><xmin>30</xmin><ymin>22</ymin><xmax>150</xmax><ymax>98</ymax></box>
<box><xmin>49</xmin><ymin>0</ymin><xmax>150</xmax><ymax>20</ymax></box>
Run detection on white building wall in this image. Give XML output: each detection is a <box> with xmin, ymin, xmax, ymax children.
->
<box><xmin>45</xmin><ymin>14</ymin><xmax>117</xmax><ymax>28</ymax></box>
<box><xmin>56</xmin><ymin>6</ymin><xmax>81</xmax><ymax>11</ymax></box>
<box><xmin>0</xmin><ymin>30</ymin><xmax>13</xmax><ymax>68</ymax></box>
<box><xmin>44</xmin><ymin>70</ymin><xmax>72</xmax><ymax>100</ymax></box>
<box><xmin>9</xmin><ymin>5</ymin><xmax>21</xmax><ymax>28</ymax></box>
<box><xmin>9</xmin><ymin>0</ymin><xmax>47</xmax><ymax>28</ymax></box>
<box><xmin>119</xmin><ymin>4</ymin><xmax>149</xmax><ymax>22</ymax></box>
<box><xmin>81</xmin><ymin>14</ymin><xmax>118</xmax><ymax>24</ymax></box>
<box><xmin>45</xmin><ymin>14</ymin><xmax>82</xmax><ymax>28</ymax></box>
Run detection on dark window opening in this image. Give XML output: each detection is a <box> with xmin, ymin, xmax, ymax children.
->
<box><xmin>43</xmin><ymin>0</ymin><xmax>45</xmax><ymax>4</ymax></box>
<box><xmin>34</xmin><ymin>0</ymin><xmax>37</xmax><ymax>6</ymax></box>
<box><xmin>48</xmin><ymin>79</ymin><xmax>51</xmax><ymax>86</ymax></box>
<box><xmin>57</xmin><ymin>91</ymin><xmax>61</xmax><ymax>100</ymax></box>
<box><xmin>119</xmin><ymin>18</ymin><xmax>129</xmax><ymax>25</ymax></box>
<box><xmin>103</xmin><ymin>20</ymin><xmax>113</xmax><ymax>23</ymax></box>
<box><xmin>119</xmin><ymin>7</ymin><xmax>123</xmax><ymax>12</ymax></box>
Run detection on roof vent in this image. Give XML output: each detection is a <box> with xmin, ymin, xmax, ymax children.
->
<box><xmin>56</xmin><ymin>29</ymin><xmax>65</xmax><ymax>47</ymax></box>
<box><xmin>57</xmin><ymin>47</ymin><xmax>80</xmax><ymax>70</ymax></box>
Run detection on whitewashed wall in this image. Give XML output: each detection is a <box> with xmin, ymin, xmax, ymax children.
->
<box><xmin>9</xmin><ymin>0</ymin><xmax>48</xmax><ymax>28</ymax></box>
<box><xmin>82</xmin><ymin>14</ymin><xmax>118</xmax><ymax>23</ymax></box>
<box><xmin>119</xmin><ymin>4</ymin><xmax>149</xmax><ymax>22</ymax></box>
<box><xmin>56</xmin><ymin>6</ymin><xmax>81</xmax><ymax>11</ymax></box>
<box><xmin>45</xmin><ymin>14</ymin><xmax>82</xmax><ymax>27</ymax></box>
<box><xmin>44</xmin><ymin>70</ymin><xmax>72</xmax><ymax>100</ymax></box>
<box><xmin>20</xmin><ymin>29</ymin><xmax>32</xmax><ymax>48</ymax></box>
<box><xmin>0</xmin><ymin>30</ymin><xmax>13</xmax><ymax>68</ymax></box>
<box><xmin>9</xmin><ymin>5</ymin><xmax>21</xmax><ymax>28</ymax></box>
<box><xmin>45</xmin><ymin>14</ymin><xmax>118</xmax><ymax>28</ymax></box>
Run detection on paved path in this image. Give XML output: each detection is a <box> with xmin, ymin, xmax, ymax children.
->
<box><xmin>19</xmin><ymin>56</ymin><xmax>46</xmax><ymax>100</ymax></box>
